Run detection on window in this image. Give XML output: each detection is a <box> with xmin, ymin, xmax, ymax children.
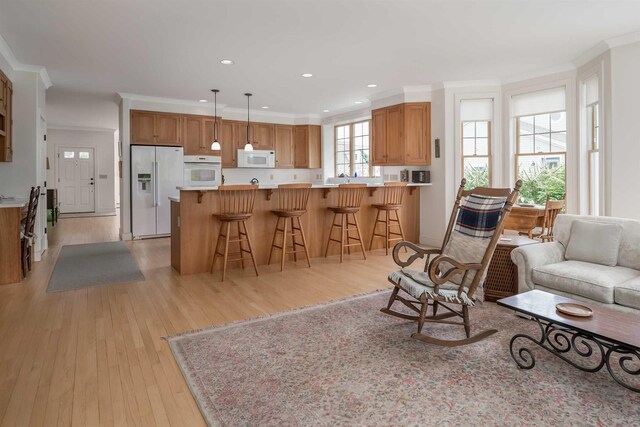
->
<box><xmin>588</xmin><ymin>103</ymin><xmax>600</xmax><ymax>215</ymax></box>
<box><xmin>63</xmin><ymin>151</ymin><xmax>75</xmax><ymax>159</ymax></box>
<box><xmin>78</xmin><ymin>151</ymin><xmax>90</xmax><ymax>159</ymax></box>
<box><xmin>462</xmin><ymin>121</ymin><xmax>491</xmax><ymax>189</ymax></box>
<box><xmin>516</xmin><ymin>111</ymin><xmax>566</xmax><ymax>204</ymax></box>
<box><xmin>334</xmin><ymin>120</ymin><xmax>379</xmax><ymax>177</ymax></box>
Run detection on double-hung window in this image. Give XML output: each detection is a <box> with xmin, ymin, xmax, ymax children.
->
<box><xmin>334</xmin><ymin>120</ymin><xmax>378</xmax><ymax>177</ymax></box>
<box><xmin>515</xmin><ymin>111</ymin><xmax>567</xmax><ymax>204</ymax></box>
<box><xmin>587</xmin><ymin>102</ymin><xmax>600</xmax><ymax>215</ymax></box>
<box><xmin>462</xmin><ymin>121</ymin><xmax>491</xmax><ymax>189</ymax></box>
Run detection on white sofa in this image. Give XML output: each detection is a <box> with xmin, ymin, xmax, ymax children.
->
<box><xmin>511</xmin><ymin>214</ymin><xmax>640</xmax><ymax>314</ymax></box>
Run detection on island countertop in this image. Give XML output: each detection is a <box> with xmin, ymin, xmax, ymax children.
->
<box><xmin>170</xmin><ymin>184</ymin><xmax>421</xmax><ymax>275</ymax></box>
<box><xmin>0</xmin><ymin>198</ymin><xmax>28</xmax><ymax>209</ymax></box>
<box><xmin>176</xmin><ymin>182</ymin><xmax>432</xmax><ymax>191</ymax></box>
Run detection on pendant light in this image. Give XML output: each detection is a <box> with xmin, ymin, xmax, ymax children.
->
<box><xmin>244</xmin><ymin>93</ymin><xmax>254</xmax><ymax>151</ymax></box>
<box><xmin>210</xmin><ymin>89</ymin><xmax>221</xmax><ymax>151</ymax></box>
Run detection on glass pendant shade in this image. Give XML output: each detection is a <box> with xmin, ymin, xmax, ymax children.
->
<box><xmin>244</xmin><ymin>141</ymin><xmax>253</xmax><ymax>151</ymax></box>
<box><xmin>211</xmin><ymin>141</ymin><xmax>221</xmax><ymax>150</ymax></box>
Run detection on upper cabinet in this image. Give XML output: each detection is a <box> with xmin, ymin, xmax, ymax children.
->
<box><xmin>275</xmin><ymin>125</ymin><xmax>295</xmax><ymax>168</ymax></box>
<box><xmin>131</xmin><ymin>110</ymin><xmax>181</xmax><ymax>146</ymax></box>
<box><xmin>294</xmin><ymin>125</ymin><xmax>322</xmax><ymax>169</ymax></box>
<box><xmin>371</xmin><ymin>102</ymin><xmax>431</xmax><ymax>166</ymax></box>
<box><xmin>129</xmin><ymin>109</ymin><xmax>322</xmax><ymax>169</ymax></box>
<box><xmin>235</xmin><ymin>122</ymin><xmax>275</xmax><ymax>151</ymax></box>
<box><xmin>0</xmin><ymin>69</ymin><xmax>12</xmax><ymax>162</ymax></box>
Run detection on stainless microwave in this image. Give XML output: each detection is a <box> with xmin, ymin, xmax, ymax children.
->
<box><xmin>237</xmin><ymin>149</ymin><xmax>276</xmax><ymax>168</ymax></box>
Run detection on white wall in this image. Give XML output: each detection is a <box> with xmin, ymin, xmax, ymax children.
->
<box><xmin>609</xmin><ymin>41</ymin><xmax>640</xmax><ymax>220</ymax></box>
<box><xmin>47</xmin><ymin>128</ymin><xmax>117</xmax><ymax>215</ymax></box>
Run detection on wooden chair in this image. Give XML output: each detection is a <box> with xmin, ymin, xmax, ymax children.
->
<box><xmin>381</xmin><ymin>179</ymin><xmax>522</xmax><ymax>347</ymax></box>
<box><xmin>368</xmin><ymin>182</ymin><xmax>407</xmax><ymax>255</ymax></box>
<box><xmin>210</xmin><ymin>185</ymin><xmax>259</xmax><ymax>281</ymax></box>
<box><xmin>519</xmin><ymin>194</ymin><xmax>565</xmax><ymax>241</ymax></box>
<box><xmin>324</xmin><ymin>183</ymin><xmax>367</xmax><ymax>263</ymax></box>
<box><xmin>268</xmin><ymin>183</ymin><xmax>312</xmax><ymax>271</ymax></box>
<box><xmin>21</xmin><ymin>186</ymin><xmax>40</xmax><ymax>278</ymax></box>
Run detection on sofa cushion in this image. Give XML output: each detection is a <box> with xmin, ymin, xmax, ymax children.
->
<box><xmin>553</xmin><ymin>215</ymin><xmax>640</xmax><ymax>270</ymax></box>
<box><xmin>532</xmin><ymin>261</ymin><xmax>640</xmax><ymax>304</ymax></box>
<box><xmin>565</xmin><ymin>220</ymin><xmax>622</xmax><ymax>266</ymax></box>
<box><xmin>615</xmin><ymin>277</ymin><xmax>640</xmax><ymax>310</ymax></box>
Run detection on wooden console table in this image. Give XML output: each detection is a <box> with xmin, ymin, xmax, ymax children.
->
<box><xmin>484</xmin><ymin>235</ymin><xmax>539</xmax><ymax>301</ymax></box>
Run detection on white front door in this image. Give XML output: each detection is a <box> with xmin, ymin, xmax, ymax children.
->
<box><xmin>58</xmin><ymin>147</ymin><xmax>95</xmax><ymax>213</ymax></box>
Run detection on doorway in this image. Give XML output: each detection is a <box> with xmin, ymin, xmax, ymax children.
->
<box><xmin>58</xmin><ymin>146</ymin><xmax>95</xmax><ymax>213</ymax></box>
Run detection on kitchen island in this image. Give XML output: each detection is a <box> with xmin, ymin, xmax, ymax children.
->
<box><xmin>170</xmin><ymin>183</ymin><xmax>428</xmax><ymax>275</ymax></box>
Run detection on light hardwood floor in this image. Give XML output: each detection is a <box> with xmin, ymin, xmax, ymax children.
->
<box><xmin>0</xmin><ymin>214</ymin><xmax>397</xmax><ymax>427</ymax></box>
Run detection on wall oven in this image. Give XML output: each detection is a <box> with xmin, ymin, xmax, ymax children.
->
<box><xmin>237</xmin><ymin>149</ymin><xmax>276</xmax><ymax>168</ymax></box>
<box><xmin>183</xmin><ymin>155</ymin><xmax>222</xmax><ymax>187</ymax></box>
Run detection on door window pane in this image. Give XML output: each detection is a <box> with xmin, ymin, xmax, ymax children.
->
<box><xmin>64</xmin><ymin>151</ymin><xmax>75</xmax><ymax>159</ymax></box>
<box><xmin>78</xmin><ymin>151</ymin><xmax>90</xmax><ymax>159</ymax></box>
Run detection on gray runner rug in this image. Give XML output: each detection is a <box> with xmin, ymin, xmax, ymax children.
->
<box><xmin>47</xmin><ymin>241</ymin><xmax>145</xmax><ymax>292</ymax></box>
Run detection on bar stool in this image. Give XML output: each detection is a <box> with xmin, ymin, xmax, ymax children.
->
<box><xmin>21</xmin><ymin>186</ymin><xmax>40</xmax><ymax>278</ymax></box>
<box><xmin>210</xmin><ymin>185</ymin><xmax>259</xmax><ymax>281</ymax></box>
<box><xmin>368</xmin><ymin>182</ymin><xmax>407</xmax><ymax>255</ymax></box>
<box><xmin>268</xmin><ymin>183</ymin><xmax>312</xmax><ymax>271</ymax></box>
<box><xmin>324</xmin><ymin>183</ymin><xmax>367</xmax><ymax>263</ymax></box>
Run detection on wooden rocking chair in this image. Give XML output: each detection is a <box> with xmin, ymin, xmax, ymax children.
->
<box><xmin>381</xmin><ymin>178</ymin><xmax>522</xmax><ymax>347</ymax></box>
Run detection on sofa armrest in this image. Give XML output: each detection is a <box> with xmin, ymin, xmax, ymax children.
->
<box><xmin>511</xmin><ymin>242</ymin><xmax>565</xmax><ymax>293</ymax></box>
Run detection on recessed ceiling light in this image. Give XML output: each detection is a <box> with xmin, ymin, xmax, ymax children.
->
<box><xmin>323</xmin><ymin>109</ymin><xmax>330</xmax><ymax>113</ymax></box>
<box><xmin>301</xmin><ymin>73</ymin><xmax>313</xmax><ymax>78</ymax></box>
<box><xmin>220</xmin><ymin>59</ymin><xmax>234</xmax><ymax>65</ymax></box>
<box><xmin>199</xmin><ymin>99</ymin><xmax>208</xmax><ymax>103</ymax></box>
<box><xmin>367</xmin><ymin>84</ymin><xmax>377</xmax><ymax>88</ymax></box>
<box><xmin>354</xmin><ymin>101</ymin><xmax>363</xmax><ymax>104</ymax></box>
<box><xmin>261</xmin><ymin>106</ymin><xmax>269</xmax><ymax>109</ymax></box>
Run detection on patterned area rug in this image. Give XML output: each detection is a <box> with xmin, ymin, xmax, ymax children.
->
<box><xmin>167</xmin><ymin>290</ymin><xmax>640</xmax><ymax>426</ymax></box>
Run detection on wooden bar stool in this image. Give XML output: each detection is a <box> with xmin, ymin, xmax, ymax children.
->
<box><xmin>268</xmin><ymin>183</ymin><xmax>312</xmax><ymax>271</ymax></box>
<box><xmin>368</xmin><ymin>182</ymin><xmax>407</xmax><ymax>255</ymax></box>
<box><xmin>21</xmin><ymin>186</ymin><xmax>40</xmax><ymax>278</ymax></box>
<box><xmin>210</xmin><ymin>185</ymin><xmax>259</xmax><ymax>281</ymax></box>
<box><xmin>324</xmin><ymin>183</ymin><xmax>367</xmax><ymax>263</ymax></box>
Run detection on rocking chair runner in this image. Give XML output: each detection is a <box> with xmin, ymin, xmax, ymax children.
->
<box><xmin>381</xmin><ymin>178</ymin><xmax>522</xmax><ymax>347</ymax></box>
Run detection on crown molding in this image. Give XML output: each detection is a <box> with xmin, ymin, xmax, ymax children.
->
<box><xmin>0</xmin><ymin>33</ymin><xmax>52</xmax><ymax>88</ymax></box>
<box><xmin>117</xmin><ymin>92</ymin><xmax>222</xmax><ymax>109</ymax></box>
<box><xmin>441</xmin><ymin>79</ymin><xmax>501</xmax><ymax>89</ymax></box>
<box><xmin>572</xmin><ymin>41</ymin><xmax>610</xmax><ymax>69</ymax></box>
<box><xmin>605</xmin><ymin>30</ymin><xmax>640</xmax><ymax>49</ymax></box>
<box><xmin>48</xmin><ymin>124</ymin><xmax>117</xmax><ymax>132</ymax></box>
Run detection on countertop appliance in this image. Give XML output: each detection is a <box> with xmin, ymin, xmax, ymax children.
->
<box><xmin>183</xmin><ymin>155</ymin><xmax>222</xmax><ymax>187</ymax></box>
<box><xmin>411</xmin><ymin>170</ymin><xmax>430</xmax><ymax>183</ymax></box>
<box><xmin>237</xmin><ymin>149</ymin><xmax>275</xmax><ymax>168</ymax></box>
<box><xmin>132</xmin><ymin>146</ymin><xmax>183</xmax><ymax>239</ymax></box>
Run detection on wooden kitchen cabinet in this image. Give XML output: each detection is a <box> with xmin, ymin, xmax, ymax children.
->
<box><xmin>404</xmin><ymin>103</ymin><xmax>431</xmax><ymax>165</ymax></box>
<box><xmin>371</xmin><ymin>102</ymin><xmax>431</xmax><ymax>166</ymax></box>
<box><xmin>182</xmin><ymin>115</ymin><xmax>205</xmax><ymax>155</ymax></box>
<box><xmin>131</xmin><ymin>110</ymin><xmax>181</xmax><ymax>146</ymax></box>
<box><xmin>218</xmin><ymin>119</ymin><xmax>237</xmax><ymax>168</ymax></box>
<box><xmin>235</xmin><ymin>122</ymin><xmax>275</xmax><ymax>151</ymax></box>
<box><xmin>275</xmin><ymin>125</ymin><xmax>295</xmax><ymax>168</ymax></box>
<box><xmin>294</xmin><ymin>125</ymin><xmax>322</xmax><ymax>168</ymax></box>
<box><xmin>0</xmin><ymin>68</ymin><xmax>14</xmax><ymax>162</ymax></box>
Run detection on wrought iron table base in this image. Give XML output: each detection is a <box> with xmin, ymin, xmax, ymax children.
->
<box><xmin>509</xmin><ymin>317</ymin><xmax>640</xmax><ymax>393</ymax></box>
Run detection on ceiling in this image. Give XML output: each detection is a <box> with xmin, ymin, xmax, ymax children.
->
<box><xmin>1</xmin><ymin>0</ymin><xmax>639</xmax><ymax>116</ymax></box>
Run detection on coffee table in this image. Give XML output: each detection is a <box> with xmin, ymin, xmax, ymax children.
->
<box><xmin>497</xmin><ymin>290</ymin><xmax>640</xmax><ymax>393</ymax></box>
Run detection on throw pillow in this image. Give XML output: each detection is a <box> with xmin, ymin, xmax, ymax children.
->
<box><xmin>565</xmin><ymin>220</ymin><xmax>623</xmax><ymax>267</ymax></box>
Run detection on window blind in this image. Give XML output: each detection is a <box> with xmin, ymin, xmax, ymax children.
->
<box><xmin>512</xmin><ymin>86</ymin><xmax>566</xmax><ymax>117</ymax></box>
<box><xmin>460</xmin><ymin>99</ymin><xmax>493</xmax><ymax>121</ymax></box>
<box><xmin>584</xmin><ymin>76</ymin><xmax>599</xmax><ymax>106</ymax></box>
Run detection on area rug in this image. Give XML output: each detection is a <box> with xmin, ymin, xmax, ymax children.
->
<box><xmin>167</xmin><ymin>290</ymin><xmax>640</xmax><ymax>426</ymax></box>
<box><xmin>47</xmin><ymin>241</ymin><xmax>145</xmax><ymax>292</ymax></box>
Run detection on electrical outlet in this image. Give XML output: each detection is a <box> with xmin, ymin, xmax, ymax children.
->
<box><xmin>270</xmin><ymin>174</ymin><xmax>274</xmax><ymax>180</ymax></box>
<box><xmin>294</xmin><ymin>174</ymin><xmax>297</xmax><ymax>180</ymax></box>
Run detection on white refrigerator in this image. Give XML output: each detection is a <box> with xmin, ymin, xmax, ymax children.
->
<box><xmin>131</xmin><ymin>146</ymin><xmax>183</xmax><ymax>238</ymax></box>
